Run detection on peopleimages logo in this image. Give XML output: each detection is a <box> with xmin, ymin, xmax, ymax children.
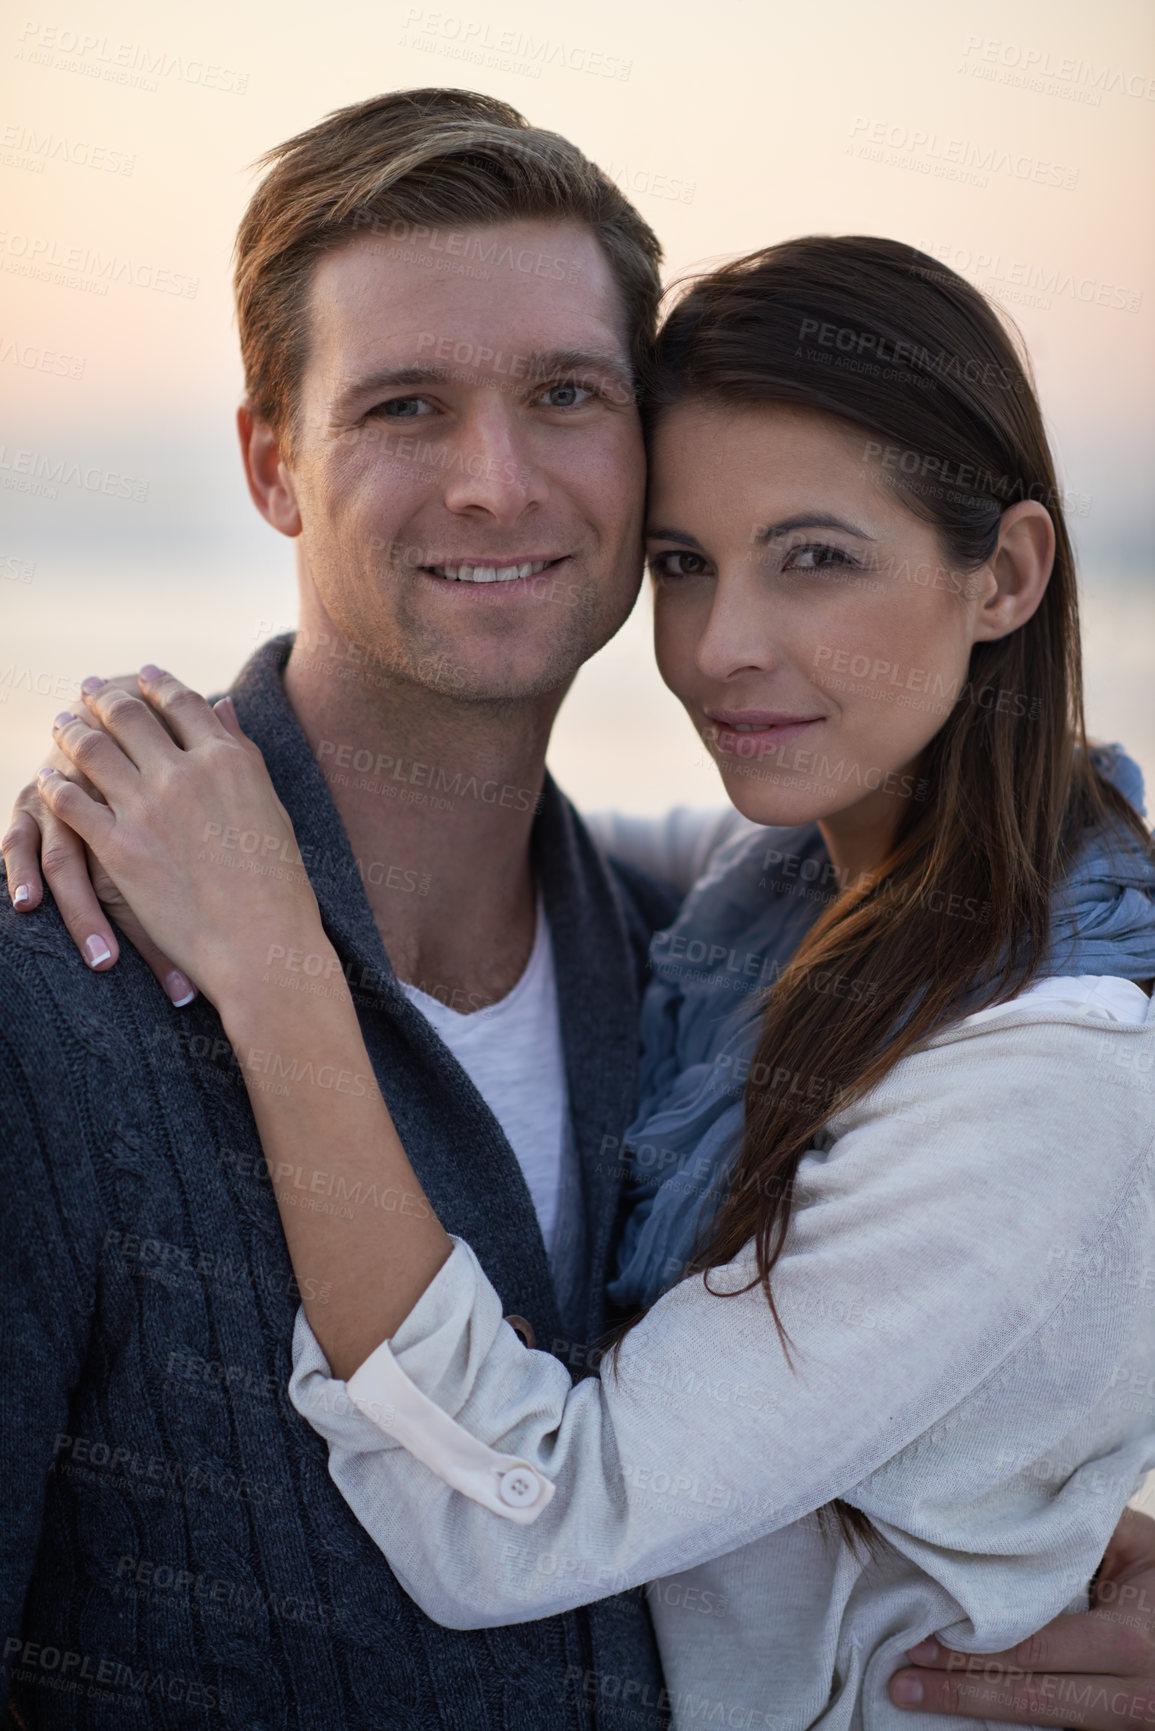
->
<box><xmin>399</xmin><ymin>8</ymin><xmax>632</xmax><ymax>80</ymax></box>
<box><xmin>0</xmin><ymin>123</ymin><xmax>134</xmax><ymax>175</ymax></box>
<box><xmin>960</xmin><ymin>36</ymin><xmax>1155</xmax><ymax>103</ymax></box>
<box><xmin>0</xmin><ymin>231</ymin><xmax>198</xmax><ymax>298</ymax></box>
<box><xmin>919</xmin><ymin>243</ymin><xmax>1142</xmax><ymax>315</ymax></box>
<box><xmin>3</xmin><ymin>1636</ymin><xmax>229</xmax><ymax>1713</ymax></box>
<box><xmin>0</xmin><ymin>446</ymin><xmax>148</xmax><ymax>502</ymax></box>
<box><xmin>847</xmin><ymin>118</ymin><xmax>1079</xmax><ymax>190</ymax></box>
<box><xmin>15</xmin><ymin>22</ymin><xmax>249</xmax><ymax>93</ymax></box>
<box><xmin>603</xmin><ymin>160</ymin><xmax>696</xmax><ymax>204</ymax></box>
<box><xmin>0</xmin><ymin>336</ymin><xmax>85</xmax><ymax>378</ymax></box>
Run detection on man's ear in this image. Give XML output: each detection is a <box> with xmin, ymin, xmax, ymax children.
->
<box><xmin>238</xmin><ymin>404</ymin><xmax>302</xmax><ymax>537</ymax></box>
<box><xmin>971</xmin><ymin>500</ymin><xmax>1055</xmax><ymax>642</ymax></box>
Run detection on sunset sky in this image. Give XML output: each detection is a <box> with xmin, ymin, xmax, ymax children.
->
<box><xmin>2</xmin><ymin>0</ymin><xmax>1153</xmax><ymax>811</ymax></box>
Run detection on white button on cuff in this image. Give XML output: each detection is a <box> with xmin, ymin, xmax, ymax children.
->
<box><xmin>498</xmin><ymin>1467</ymin><xmax>542</xmax><ymax>1509</ymax></box>
<box><xmin>346</xmin><ymin>1336</ymin><xmax>556</xmax><ymax>1523</ymax></box>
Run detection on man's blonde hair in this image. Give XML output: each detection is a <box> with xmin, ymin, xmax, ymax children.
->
<box><xmin>234</xmin><ymin>87</ymin><xmax>663</xmax><ymax>451</ymax></box>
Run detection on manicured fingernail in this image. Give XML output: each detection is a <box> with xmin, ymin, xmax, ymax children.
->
<box><xmin>84</xmin><ymin>935</ymin><xmax>112</xmax><ymax>968</ymax></box>
<box><xmin>891</xmin><ymin>1677</ymin><xmax>922</xmax><ymax>1706</ymax></box>
<box><xmin>53</xmin><ymin>711</ymin><xmax>74</xmax><ymax>727</ymax></box>
<box><xmin>164</xmin><ymin>969</ymin><xmax>196</xmax><ymax>1008</ymax></box>
<box><xmin>81</xmin><ymin>676</ymin><xmax>106</xmax><ymax>695</ymax></box>
<box><xmin>139</xmin><ymin>664</ymin><xmax>165</xmax><ymax>682</ymax></box>
<box><xmin>37</xmin><ymin>766</ymin><xmax>57</xmax><ymax>783</ymax></box>
<box><xmin>907</xmin><ymin>1639</ymin><xmax>940</xmax><ymax>1662</ymax></box>
<box><xmin>13</xmin><ymin>884</ymin><xmax>30</xmax><ymax>906</ymax></box>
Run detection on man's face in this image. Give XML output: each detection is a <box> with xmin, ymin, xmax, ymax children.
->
<box><xmin>281</xmin><ymin>220</ymin><xmax>646</xmax><ymax>703</ymax></box>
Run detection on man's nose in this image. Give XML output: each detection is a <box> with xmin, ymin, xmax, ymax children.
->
<box><xmin>441</xmin><ymin>398</ymin><xmax>548</xmax><ymax>522</ymax></box>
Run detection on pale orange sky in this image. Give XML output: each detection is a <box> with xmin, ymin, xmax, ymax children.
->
<box><xmin>2</xmin><ymin>0</ymin><xmax>1153</xmax><ymax>812</ymax></box>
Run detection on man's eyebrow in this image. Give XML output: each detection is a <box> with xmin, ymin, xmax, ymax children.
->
<box><xmin>332</xmin><ymin>366</ymin><xmax>452</xmax><ymax>412</ymax></box>
<box><xmin>524</xmin><ymin>348</ymin><xmax>635</xmax><ymax>394</ymax></box>
<box><xmin>333</xmin><ymin>348</ymin><xmax>635</xmax><ymax>413</ymax></box>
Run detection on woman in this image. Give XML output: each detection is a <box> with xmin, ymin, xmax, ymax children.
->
<box><xmin>24</xmin><ymin>237</ymin><xmax>1155</xmax><ymax>1726</ymax></box>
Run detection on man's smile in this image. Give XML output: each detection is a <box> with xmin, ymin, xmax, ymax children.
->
<box><xmin>426</xmin><ymin>556</ymin><xmax>566</xmax><ymax>584</ymax></box>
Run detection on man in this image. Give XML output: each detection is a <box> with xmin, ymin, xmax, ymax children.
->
<box><xmin>3</xmin><ymin>89</ymin><xmax>1154</xmax><ymax>1729</ymax></box>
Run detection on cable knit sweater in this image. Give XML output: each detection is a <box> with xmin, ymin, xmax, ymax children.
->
<box><xmin>0</xmin><ymin>634</ymin><xmax>680</xmax><ymax>1731</ymax></box>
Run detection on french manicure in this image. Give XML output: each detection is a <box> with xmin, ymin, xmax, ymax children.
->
<box><xmin>84</xmin><ymin>935</ymin><xmax>112</xmax><ymax>968</ymax></box>
<box><xmin>891</xmin><ymin>1677</ymin><xmax>922</xmax><ymax>1706</ymax></box>
<box><xmin>164</xmin><ymin>969</ymin><xmax>196</xmax><ymax>1008</ymax></box>
<box><xmin>81</xmin><ymin>676</ymin><xmax>106</xmax><ymax>695</ymax></box>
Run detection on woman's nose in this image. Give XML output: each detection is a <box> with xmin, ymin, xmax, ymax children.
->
<box><xmin>694</xmin><ymin>572</ymin><xmax>780</xmax><ymax>683</ymax></box>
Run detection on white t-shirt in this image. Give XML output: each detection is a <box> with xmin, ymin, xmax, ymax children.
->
<box><xmin>398</xmin><ymin>900</ymin><xmax>567</xmax><ymax>1254</ymax></box>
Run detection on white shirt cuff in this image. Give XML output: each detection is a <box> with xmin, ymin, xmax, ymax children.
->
<box><xmin>290</xmin><ymin>1237</ymin><xmax>555</xmax><ymax>1526</ymax></box>
<box><xmin>346</xmin><ymin>1338</ymin><xmax>554</xmax><ymax>1523</ymax></box>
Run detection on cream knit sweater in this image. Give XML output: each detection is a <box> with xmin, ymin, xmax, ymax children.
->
<box><xmin>292</xmin><ymin>977</ymin><xmax>1155</xmax><ymax>1729</ymax></box>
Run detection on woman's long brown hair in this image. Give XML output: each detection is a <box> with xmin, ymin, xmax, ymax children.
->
<box><xmin>615</xmin><ymin>236</ymin><xmax>1151</xmax><ymax>1551</ymax></box>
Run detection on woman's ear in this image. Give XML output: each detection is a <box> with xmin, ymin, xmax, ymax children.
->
<box><xmin>971</xmin><ymin>500</ymin><xmax>1055</xmax><ymax>642</ymax></box>
<box><xmin>237</xmin><ymin>404</ymin><xmax>302</xmax><ymax>537</ymax></box>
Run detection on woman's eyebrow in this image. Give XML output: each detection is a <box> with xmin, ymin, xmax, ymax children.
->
<box><xmin>645</xmin><ymin>525</ymin><xmax>705</xmax><ymax>547</ymax></box>
<box><xmin>645</xmin><ymin>514</ymin><xmax>876</xmax><ymax>548</ymax></box>
<box><xmin>755</xmin><ymin>513</ymin><xmax>875</xmax><ymax>541</ymax></box>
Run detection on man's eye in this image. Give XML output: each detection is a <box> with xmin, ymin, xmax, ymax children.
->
<box><xmin>369</xmin><ymin>397</ymin><xmax>433</xmax><ymax>419</ymax></box>
<box><xmin>648</xmin><ymin>551</ymin><xmax>710</xmax><ymax>579</ymax></box>
<box><xmin>782</xmin><ymin>543</ymin><xmax>859</xmax><ymax>572</ymax></box>
<box><xmin>537</xmin><ymin>381</ymin><xmax>595</xmax><ymax>409</ymax></box>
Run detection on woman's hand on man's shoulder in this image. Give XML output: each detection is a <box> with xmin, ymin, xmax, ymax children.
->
<box><xmin>2</xmin><ymin>672</ymin><xmax>191</xmax><ymax>1001</ymax></box>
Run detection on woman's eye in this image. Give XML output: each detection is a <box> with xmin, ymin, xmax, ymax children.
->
<box><xmin>369</xmin><ymin>397</ymin><xmax>433</xmax><ymax>419</ymax></box>
<box><xmin>537</xmin><ymin>381</ymin><xmax>594</xmax><ymax>409</ymax></box>
<box><xmin>648</xmin><ymin>551</ymin><xmax>710</xmax><ymax>580</ymax></box>
<box><xmin>782</xmin><ymin>543</ymin><xmax>859</xmax><ymax>572</ymax></box>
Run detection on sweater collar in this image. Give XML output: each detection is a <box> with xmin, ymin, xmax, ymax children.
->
<box><xmin>222</xmin><ymin>633</ymin><xmax>401</xmax><ymax>1000</ymax></box>
<box><xmin>218</xmin><ymin>632</ymin><xmax>646</xmax><ymax>1345</ymax></box>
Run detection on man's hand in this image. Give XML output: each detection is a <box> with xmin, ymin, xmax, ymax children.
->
<box><xmin>1</xmin><ymin>670</ymin><xmax>232</xmax><ymax>1006</ymax></box>
<box><xmin>890</xmin><ymin>1508</ymin><xmax>1155</xmax><ymax>1727</ymax></box>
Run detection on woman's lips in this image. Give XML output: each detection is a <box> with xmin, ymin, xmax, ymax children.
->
<box><xmin>705</xmin><ymin>713</ymin><xmax>825</xmax><ymax>757</ymax></box>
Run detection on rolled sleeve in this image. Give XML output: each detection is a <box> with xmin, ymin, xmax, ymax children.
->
<box><xmin>290</xmin><ymin>1242</ymin><xmax>557</xmax><ymax>1525</ymax></box>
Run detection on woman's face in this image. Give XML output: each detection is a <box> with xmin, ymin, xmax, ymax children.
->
<box><xmin>648</xmin><ymin>400</ymin><xmax>993</xmax><ymax>872</ymax></box>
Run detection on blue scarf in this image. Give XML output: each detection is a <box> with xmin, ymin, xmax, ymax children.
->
<box><xmin>608</xmin><ymin>747</ymin><xmax>1155</xmax><ymax>1312</ymax></box>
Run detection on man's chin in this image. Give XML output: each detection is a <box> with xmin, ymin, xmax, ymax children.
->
<box><xmin>430</xmin><ymin>656</ymin><xmax>584</xmax><ymax>707</ymax></box>
<box><xmin>376</xmin><ymin>631</ymin><xmax>593</xmax><ymax>707</ymax></box>
<box><xmin>391</xmin><ymin>608</ymin><xmax>602</xmax><ymax>704</ymax></box>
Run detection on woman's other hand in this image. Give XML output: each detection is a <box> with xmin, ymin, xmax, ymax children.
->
<box><xmin>891</xmin><ymin>1507</ymin><xmax>1155</xmax><ymax>1727</ymax></box>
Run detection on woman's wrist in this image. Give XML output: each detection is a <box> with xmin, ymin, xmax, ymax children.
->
<box><xmin>214</xmin><ymin>929</ymin><xmax>349</xmax><ymax>1047</ymax></box>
